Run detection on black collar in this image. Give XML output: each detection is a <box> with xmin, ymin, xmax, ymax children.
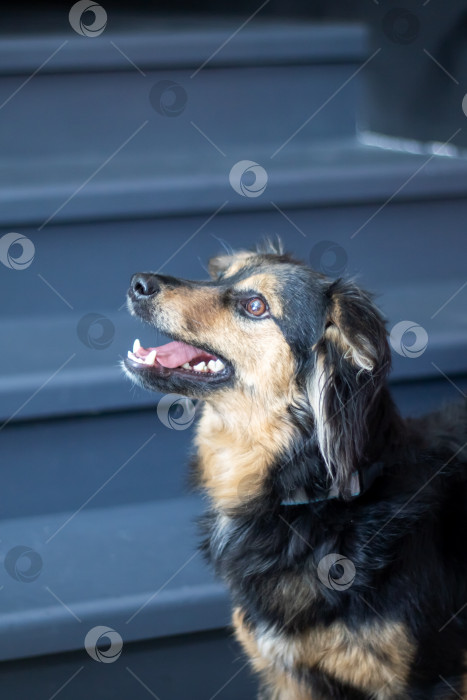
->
<box><xmin>281</xmin><ymin>461</ymin><xmax>385</xmax><ymax>506</ymax></box>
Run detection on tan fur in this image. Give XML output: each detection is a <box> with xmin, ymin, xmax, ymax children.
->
<box><xmin>261</xmin><ymin>671</ymin><xmax>316</xmax><ymax>700</ymax></box>
<box><xmin>195</xmin><ymin>389</ymin><xmax>295</xmax><ymax>508</ymax></box>
<box><xmin>208</xmin><ymin>251</ymin><xmax>255</xmax><ymax>279</ymax></box>
<box><xmin>328</xmin><ymin>293</ymin><xmax>379</xmax><ymax>371</ymax></box>
<box><xmin>159</xmin><ymin>286</ymin><xmax>219</xmax><ymax>334</ymax></box>
<box><xmin>234</xmin><ymin>273</ymin><xmax>284</xmax><ymax>318</ymax></box>
<box><xmin>233</xmin><ymin>609</ymin><xmax>312</xmax><ymax>699</ymax></box>
<box><xmin>306</xmin><ymin>623</ymin><xmax>413</xmax><ymax>699</ymax></box>
<box><xmin>324</xmin><ymin>324</ymin><xmax>374</xmax><ymax>372</ymax></box>
<box><xmin>153</xmin><ymin>282</ymin><xmax>291</xmax><ymax>391</ymax></box>
<box><xmin>147</xmin><ymin>275</ymin><xmax>297</xmax><ymax>509</ymax></box>
<box><xmin>233</xmin><ymin>607</ymin><xmax>268</xmax><ymax>672</ymax></box>
<box><xmin>233</xmin><ymin>607</ymin><xmax>414</xmax><ymax>699</ymax></box>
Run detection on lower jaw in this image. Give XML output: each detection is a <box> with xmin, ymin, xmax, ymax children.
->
<box><xmin>123</xmin><ymin>358</ymin><xmax>234</xmax><ymax>397</ymax></box>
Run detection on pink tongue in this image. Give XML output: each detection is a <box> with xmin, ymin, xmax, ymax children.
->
<box><xmin>149</xmin><ymin>341</ymin><xmax>214</xmax><ymax>368</ymax></box>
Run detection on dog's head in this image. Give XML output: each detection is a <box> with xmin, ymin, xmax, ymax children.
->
<box><xmin>124</xmin><ymin>241</ymin><xmax>391</xmax><ymax>497</ymax></box>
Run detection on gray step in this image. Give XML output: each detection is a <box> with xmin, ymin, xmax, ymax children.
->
<box><xmin>0</xmin><ymin>21</ymin><xmax>367</xmax><ymax>230</ymax></box>
<box><xmin>4</xmin><ymin>140</ymin><xmax>467</xmax><ymax>227</ymax></box>
<box><xmin>0</xmin><ymin>409</ymin><xmax>189</xmax><ymax>520</ymax></box>
<box><xmin>0</xmin><ymin>495</ymin><xmax>227</xmax><ymax>662</ymax></box>
<box><xmin>0</xmin><ymin>628</ymin><xmax>257</xmax><ymax>700</ymax></box>
<box><xmin>0</xmin><ymin>376</ymin><xmax>466</xmax><ymax>523</ymax></box>
<box><xmin>0</xmin><ymin>19</ymin><xmax>367</xmax><ymax>74</ymax></box>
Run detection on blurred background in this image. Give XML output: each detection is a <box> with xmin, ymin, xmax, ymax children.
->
<box><xmin>0</xmin><ymin>1</ymin><xmax>466</xmax><ymax>698</ymax></box>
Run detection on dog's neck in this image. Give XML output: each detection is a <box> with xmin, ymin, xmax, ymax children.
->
<box><xmin>195</xmin><ymin>389</ymin><xmax>296</xmax><ymax>511</ymax></box>
<box><xmin>194</xmin><ymin>384</ymin><xmax>403</xmax><ymax>513</ymax></box>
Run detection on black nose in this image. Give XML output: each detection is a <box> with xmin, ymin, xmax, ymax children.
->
<box><xmin>130</xmin><ymin>273</ymin><xmax>160</xmax><ymax>298</ymax></box>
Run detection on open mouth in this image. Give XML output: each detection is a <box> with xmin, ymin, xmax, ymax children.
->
<box><xmin>125</xmin><ymin>338</ymin><xmax>232</xmax><ymax>383</ymax></box>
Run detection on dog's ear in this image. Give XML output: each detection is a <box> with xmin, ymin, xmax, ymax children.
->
<box><xmin>208</xmin><ymin>239</ymin><xmax>284</xmax><ymax>280</ymax></box>
<box><xmin>308</xmin><ymin>279</ymin><xmax>391</xmax><ymax>495</ymax></box>
<box><xmin>208</xmin><ymin>250</ymin><xmax>252</xmax><ymax>280</ymax></box>
<box><xmin>208</xmin><ymin>254</ymin><xmax>232</xmax><ymax>280</ymax></box>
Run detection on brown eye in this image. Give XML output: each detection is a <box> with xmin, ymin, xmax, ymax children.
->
<box><xmin>245</xmin><ymin>297</ymin><xmax>267</xmax><ymax>317</ymax></box>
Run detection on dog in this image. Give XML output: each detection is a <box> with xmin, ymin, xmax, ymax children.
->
<box><xmin>123</xmin><ymin>240</ymin><xmax>467</xmax><ymax>699</ymax></box>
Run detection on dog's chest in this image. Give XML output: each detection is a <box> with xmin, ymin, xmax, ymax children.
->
<box><xmin>210</xmin><ymin>514</ymin><xmax>414</xmax><ymax>698</ymax></box>
<box><xmin>233</xmin><ymin>608</ymin><xmax>415</xmax><ymax>700</ymax></box>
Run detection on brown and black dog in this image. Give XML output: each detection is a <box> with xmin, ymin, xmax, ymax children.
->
<box><xmin>123</xmin><ymin>241</ymin><xmax>467</xmax><ymax>699</ymax></box>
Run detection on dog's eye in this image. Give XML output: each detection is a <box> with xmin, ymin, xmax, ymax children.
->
<box><xmin>243</xmin><ymin>297</ymin><xmax>268</xmax><ymax>318</ymax></box>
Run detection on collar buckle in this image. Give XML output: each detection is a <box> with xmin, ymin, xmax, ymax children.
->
<box><xmin>281</xmin><ymin>462</ymin><xmax>384</xmax><ymax>507</ymax></box>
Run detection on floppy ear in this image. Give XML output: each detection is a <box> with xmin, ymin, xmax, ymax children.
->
<box><xmin>309</xmin><ymin>279</ymin><xmax>391</xmax><ymax>495</ymax></box>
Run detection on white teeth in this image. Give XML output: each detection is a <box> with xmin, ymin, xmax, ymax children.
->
<box><xmin>204</xmin><ymin>359</ymin><xmax>225</xmax><ymax>373</ymax></box>
<box><xmin>129</xmin><ymin>346</ymin><xmax>226</xmax><ymax>373</ymax></box>
<box><xmin>127</xmin><ymin>351</ymin><xmax>145</xmax><ymax>364</ymax></box>
<box><xmin>144</xmin><ymin>350</ymin><xmax>157</xmax><ymax>365</ymax></box>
